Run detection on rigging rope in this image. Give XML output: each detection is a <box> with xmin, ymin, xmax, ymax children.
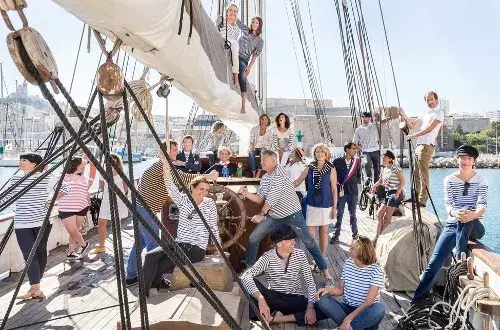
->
<box><xmin>283</xmin><ymin>0</ymin><xmax>316</xmax><ymax>140</ymax></box>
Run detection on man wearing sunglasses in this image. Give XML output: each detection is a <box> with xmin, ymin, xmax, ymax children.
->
<box><xmin>412</xmin><ymin>145</ymin><xmax>488</xmax><ymax>303</ymax></box>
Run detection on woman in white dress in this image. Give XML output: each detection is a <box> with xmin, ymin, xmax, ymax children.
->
<box><xmin>294</xmin><ymin>144</ymin><xmax>337</xmax><ymax>269</ymax></box>
<box><xmin>94</xmin><ymin>153</ymin><xmax>129</xmax><ymax>253</ymax></box>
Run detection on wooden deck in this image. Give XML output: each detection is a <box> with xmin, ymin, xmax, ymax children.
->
<box><xmin>0</xmin><ymin>208</ymin><xmax>410</xmax><ymax>329</ymax></box>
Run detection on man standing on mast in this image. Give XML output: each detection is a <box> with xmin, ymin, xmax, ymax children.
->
<box><xmin>353</xmin><ymin>111</ymin><xmax>380</xmax><ymax>185</ymax></box>
<box><xmin>399</xmin><ymin>91</ymin><xmax>444</xmax><ymax>207</ymax></box>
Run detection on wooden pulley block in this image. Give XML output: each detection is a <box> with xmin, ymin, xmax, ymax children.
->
<box><xmin>6</xmin><ymin>27</ymin><xmax>59</xmax><ymax>93</ymax></box>
<box><xmin>0</xmin><ymin>0</ymin><xmax>27</xmax><ymax>11</ymax></box>
<box><xmin>98</xmin><ymin>54</ymin><xmax>124</xmax><ymax>101</ymax></box>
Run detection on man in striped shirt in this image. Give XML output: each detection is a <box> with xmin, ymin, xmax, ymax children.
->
<box><xmin>353</xmin><ymin>112</ymin><xmax>380</xmax><ymax>183</ymax></box>
<box><xmin>241</xmin><ymin>227</ymin><xmax>329</xmax><ymax>326</ymax></box>
<box><xmin>239</xmin><ymin>150</ymin><xmax>334</xmax><ymax>285</ymax></box>
<box><xmin>125</xmin><ymin>141</ymin><xmax>219</xmax><ymax>286</ymax></box>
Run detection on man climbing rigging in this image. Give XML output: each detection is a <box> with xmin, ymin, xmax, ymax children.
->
<box><xmin>353</xmin><ymin>111</ymin><xmax>380</xmax><ymax>184</ymax></box>
<box><xmin>399</xmin><ymin>91</ymin><xmax>444</xmax><ymax>207</ymax></box>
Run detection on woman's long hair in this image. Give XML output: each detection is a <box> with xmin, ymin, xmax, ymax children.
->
<box><xmin>249</xmin><ymin>16</ymin><xmax>263</xmax><ymax>36</ymax></box>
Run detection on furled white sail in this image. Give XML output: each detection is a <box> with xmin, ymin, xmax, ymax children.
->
<box><xmin>51</xmin><ymin>0</ymin><xmax>261</xmax><ymax>153</ymax></box>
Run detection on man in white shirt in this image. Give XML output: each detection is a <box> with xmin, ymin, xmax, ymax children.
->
<box><xmin>399</xmin><ymin>91</ymin><xmax>444</xmax><ymax>207</ymax></box>
<box><xmin>353</xmin><ymin>112</ymin><xmax>380</xmax><ymax>184</ymax></box>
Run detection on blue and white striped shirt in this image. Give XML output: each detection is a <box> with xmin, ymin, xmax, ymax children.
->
<box><xmin>0</xmin><ymin>173</ymin><xmax>53</xmax><ymax>229</ymax></box>
<box><xmin>340</xmin><ymin>258</ymin><xmax>384</xmax><ymax>307</ymax></box>
<box><xmin>258</xmin><ymin>165</ymin><xmax>301</xmax><ymax>219</ymax></box>
<box><xmin>241</xmin><ymin>248</ymin><xmax>316</xmax><ymax>303</ymax></box>
<box><xmin>164</xmin><ymin>178</ymin><xmax>221</xmax><ymax>250</ymax></box>
<box><xmin>444</xmin><ymin>173</ymin><xmax>488</xmax><ymax>223</ymax></box>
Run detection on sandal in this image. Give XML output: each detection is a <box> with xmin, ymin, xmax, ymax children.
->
<box><xmin>310</xmin><ymin>262</ymin><xmax>321</xmax><ymax>273</ymax></box>
<box><xmin>17</xmin><ymin>290</ymin><xmax>45</xmax><ymax>301</ymax></box>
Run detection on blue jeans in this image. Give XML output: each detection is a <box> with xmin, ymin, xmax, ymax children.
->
<box><xmin>126</xmin><ymin>204</ymin><xmax>160</xmax><ymax>279</ymax></box>
<box><xmin>248</xmin><ymin>149</ymin><xmax>261</xmax><ymax>173</ymax></box>
<box><xmin>317</xmin><ymin>294</ymin><xmax>385</xmax><ymax>330</ymax></box>
<box><xmin>238</xmin><ymin>57</ymin><xmax>248</xmax><ymax>92</ymax></box>
<box><xmin>412</xmin><ymin>220</ymin><xmax>484</xmax><ymax>302</ymax></box>
<box><xmin>334</xmin><ymin>194</ymin><xmax>359</xmax><ymax>238</ymax></box>
<box><xmin>245</xmin><ymin>211</ymin><xmax>327</xmax><ymax>270</ymax></box>
<box><xmin>363</xmin><ymin>150</ymin><xmax>381</xmax><ymax>183</ymax></box>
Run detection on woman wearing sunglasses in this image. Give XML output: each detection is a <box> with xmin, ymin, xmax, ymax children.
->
<box><xmin>412</xmin><ymin>145</ymin><xmax>487</xmax><ymax>303</ymax></box>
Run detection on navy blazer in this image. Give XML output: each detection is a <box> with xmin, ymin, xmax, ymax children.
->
<box><xmin>204</xmin><ymin>162</ymin><xmax>238</xmax><ymax>177</ymax></box>
<box><xmin>332</xmin><ymin>156</ymin><xmax>361</xmax><ymax>196</ymax></box>
<box><xmin>176</xmin><ymin>150</ymin><xmax>202</xmax><ymax>173</ymax></box>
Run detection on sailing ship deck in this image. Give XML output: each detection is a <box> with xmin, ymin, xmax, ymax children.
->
<box><xmin>0</xmin><ymin>208</ymin><xmax>410</xmax><ymax>330</ymax></box>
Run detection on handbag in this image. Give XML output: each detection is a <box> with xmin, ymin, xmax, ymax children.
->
<box><xmin>89</xmin><ymin>196</ymin><xmax>102</xmax><ymax>227</ymax></box>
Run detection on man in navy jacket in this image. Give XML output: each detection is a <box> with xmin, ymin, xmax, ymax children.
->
<box><xmin>174</xmin><ymin>135</ymin><xmax>202</xmax><ymax>173</ymax></box>
<box><xmin>331</xmin><ymin>142</ymin><xmax>361</xmax><ymax>243</ymax></box>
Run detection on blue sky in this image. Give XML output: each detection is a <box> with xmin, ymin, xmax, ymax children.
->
<box><xmin>1</xmin><ymin>0</ymin><xmax>499</xmax><ymax>118</ymax></box>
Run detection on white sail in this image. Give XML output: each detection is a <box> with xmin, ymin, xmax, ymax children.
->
<box><xmin>51</xmin><ymin>0</ymin><xmax>261</xmax><ymax>153</ymax></box>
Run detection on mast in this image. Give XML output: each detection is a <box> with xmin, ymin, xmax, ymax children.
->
<box><xmin>257</xmin><ymin>0</ymin><xmax>266</xmax><ymax>112</ymax></box>
<box><xmin>0</xmin><ymin>63</ymin><xmax>4</xmax><ymax>100</ymax></box>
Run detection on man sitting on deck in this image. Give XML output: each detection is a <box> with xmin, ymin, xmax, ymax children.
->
<box><xmin>238</xmin><ymin>149</ymin><xmax>334</xmax><ymax>286</ymax></box>
<box><xmin>241</xmin><ymin>226</ymin><xmax>329</xmax><ymax>326</ymax></box>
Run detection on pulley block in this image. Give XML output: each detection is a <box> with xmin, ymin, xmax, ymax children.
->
<box><xmin>7</xmin><ymin>27</ymin><xmax>59</xmax><ymax>93</ymax></box>
<box><xmin>97</xmin><ymin>53</ymin><xmax>125</xmax><ymax>101</ymax></box>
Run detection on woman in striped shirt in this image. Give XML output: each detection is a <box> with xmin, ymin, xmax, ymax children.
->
<box><xmin>371</xmin><ymin>150</ymin><xmax>405</xmax><ymax>240</ymax></box>
<box><xmin>316</xmin><ymin>236</ymin><xmax>385</xmax><ymax>330</ymax></box>
<box><xmin>412</xmin><ymin>145</ymin><xmax>487</xmax><ymax>302</ymax></box>
<box><xmin>1</xmin><ymin>153</ymin><xmax>52</xmax><ymax>300</ymax></box>
<box><xmin>57</xmin><ymin>156</ymin><xmax>93</xmax><ymax>260</ymax></box>
<box><xmin>141</xmin><ymin>151</ymin><xmax>221</xmax><ymax>295</ymax></box>
<box><xmin>271</xmin><ymin>113</ymin><xmax>294</xmax><ymax>167</ymax></box>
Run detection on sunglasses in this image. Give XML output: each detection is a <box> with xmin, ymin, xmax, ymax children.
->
<box><xmin>463</xmin><ymin>182</ymin><xmax>470</xmax><ymax>196</ymax></box>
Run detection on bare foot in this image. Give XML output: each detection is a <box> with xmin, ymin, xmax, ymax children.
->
<box><xmin>240</xmin><ymin>108</ymin><xmax>246</xmax><ymax>114</ymax></box>
<box><xmin>270</xmin><ymin>311</ymin><xmax>284</xmax><ymax>324</ymax></box>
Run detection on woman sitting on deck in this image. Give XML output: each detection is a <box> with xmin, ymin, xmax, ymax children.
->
<box><xmin>142</xmin><ymin>151</ymin><xmax>221</xmax><ymax>295</ymax></box>
<box><xmin>271</xmin><ymin>113</ymin><xmax>294</xmax><ymax>167</ymax></box>
<box><xmin>412</xmin><ymin>145</ymin><xmax>487</xmax><ymax>303</ymax></box>
<box><xmin>204</xmin><ymin>146</ymin><xmax>237</xmax><ymax>177</ymax></box>
<box><xmin>315</xmin><ymin>236</ymin><xmax>385</xmax><ymax>330</ymax></box>
<box><xmin>371</xmin><ymin>150</ymin><xmax>405</xmax><ymax>242</ymax></box>
<box><xmin>1</xmin><ymin>153</ymin><xmax>52</xmax><ymax>300</ymax></box>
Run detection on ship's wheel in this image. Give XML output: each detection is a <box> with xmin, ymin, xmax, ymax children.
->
<box><xmin>205</xmin><ymin>184</ymin><xmax>247</xmax><ymax>253</ymax></box>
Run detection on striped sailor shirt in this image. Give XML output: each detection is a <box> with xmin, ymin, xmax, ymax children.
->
<box><xmin>353</xmin><ymin>123</ymin><xmax>379</xmax><ymax>152</ymax></box>
<box><xmin>258</xmin><ymin>165</ymin><xmax>301</xmax><ymax>219</ymax></box>
<box><xmin>340</xmin><ymin>258</ymin><xmax>385</xmax><ymax>307</ymax></box>
<box><xmin>381</xmin><ymin>164</ymin><xmax>402</xmax><ymax>191</ymax></box>
<box><xmin>164</xmin><ymin>178</ymin><xmax>221</xmax><ymax>250</ymax></box>
<box><xmin>240</xmin><ymin>248</ymin><xmax>316</xmax><ymax>303</ymax></box>
<box><xmin>137</xmin><ymin>160</ymin><xmax>205</xmax><ymax>213</ymax></box>
<box><xmin>444</xmin><ymin>172</ymin><xmax>488</xmax><ymax>223</ymax></box>
<box><xmin>1</xmin><ymin>173</ymin><xmax>53</xmax><ymax>229</ymax></box>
